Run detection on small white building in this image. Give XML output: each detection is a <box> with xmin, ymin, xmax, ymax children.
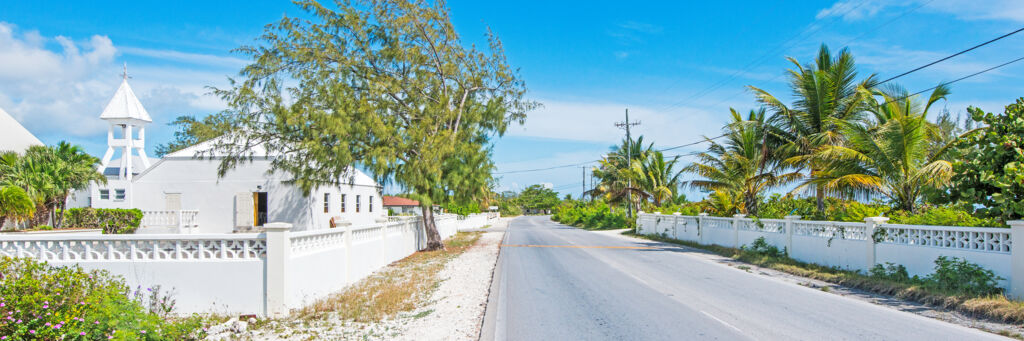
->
<box><xmin>383</xmin><ymin>196</ymin><xmax>422</xmax><ymax>215</ymax></box>
<box><xmin>72</xmin><ymin>72</ymin><xmax>385</xmax><ymax>233</ymax></box>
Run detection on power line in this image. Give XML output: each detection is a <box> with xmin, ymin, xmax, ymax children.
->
<box><xmin>884</xmin><ymin>54</ymin><xmax>1024</xmax><ymax>105</ymax></box>
<box><xmin>875</xmin><ymin>26</ymin><xmax>1024</xmax><ymax>86</ymax></box>
<box><xmin>677</xmin><ymin>23</ymin><xmax>1024</xmax><ymax>124</ymax></box>
<box><xmin>492</xmin><ymin>160</ymin><xmax>597</xmax><ymax>175</ymax></box>
<box><xmin>690</xmin><ymin>1</ymin><xmax>936</xmax><ymax>115</ymax></box>
<box><xmin>493</xmin><ymin>133</ymin><xmax>723</xmax><ymax>175</ymax></box>
<box><xmin>656</xmin><ymin>134</ymin><xmax>726</xmax><ymax>152</ymax></box>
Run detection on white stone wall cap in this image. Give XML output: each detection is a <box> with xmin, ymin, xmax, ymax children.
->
<box><xmin>263</xmin><ymin>222</ymin><xmax>293</xmax><ymax>230</ymax></box>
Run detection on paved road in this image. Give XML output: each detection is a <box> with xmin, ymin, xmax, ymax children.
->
<box><xmin>480</xmin><ymin>216</ymin><xmax>1007</xmax><ymax>341</ymax></box>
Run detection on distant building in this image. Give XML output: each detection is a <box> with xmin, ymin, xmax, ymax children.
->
<box><xmin>70</xmin><ymin>70</ymin><xmax>385</xmax><ymax>233</ymax></box>
<box><xmin>0</xmin><ymin>106</ymin><xmax>43</xmax><ymax>152</ymax></box>
<box><xmin>383</xmin><ymin>196</ymin><xmax>423</xmax><ymax>215</ymax></box>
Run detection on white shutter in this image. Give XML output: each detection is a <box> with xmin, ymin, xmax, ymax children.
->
<box><xmin>235</xmin><ymin>193</ymin><xmax>254</xmax><ymax>228</ymax></box>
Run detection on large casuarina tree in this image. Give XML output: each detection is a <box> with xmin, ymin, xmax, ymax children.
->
<box><xmin>211</xmin><ymin>0</ymin><xmax>536</xmax><ymax>250</ymax></box>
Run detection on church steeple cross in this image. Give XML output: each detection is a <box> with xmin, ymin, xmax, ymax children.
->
<box><xmin>120</xmin><ymin>62</ymin><xmax>131</xmax><ymax>80</ymax></box>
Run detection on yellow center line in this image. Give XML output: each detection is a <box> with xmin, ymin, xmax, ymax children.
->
<box><xmin>500</xmin><ymin>244</ymin><xmax>658</xmax><ymax>250</ymax></box>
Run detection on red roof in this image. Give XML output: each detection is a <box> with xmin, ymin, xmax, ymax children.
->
<box><xmin>383</xmin><ymin>196</ymin><xmax>419</xmax><ymax>206</ymax></box>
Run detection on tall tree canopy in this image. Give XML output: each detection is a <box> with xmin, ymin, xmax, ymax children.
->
<box><xmin>211</xmin><ymin>0</ymin><xmax>536</xmax><ymax>249</ymax></box>
<box><xmin>517</xmin><ymin>184</ymin><xmax>561</xmax><ymax>212</ymax></box>
<box><xmin>949</xmin><ymin>98</ymin><xmax>1024</xmax><ymax>221</ymax></box>
<box><xmin>155</xmin><ymin>114</ymin><xmax>232</xmax><ymax>157</ymax></box>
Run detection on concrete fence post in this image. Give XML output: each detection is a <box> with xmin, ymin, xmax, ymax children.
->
<box><xmin>176</xmin><ymin>210</ymin><xmax>184</xmax><ymax>234</ymax></box>
<box><xmin>1010</xmin><ymin>221</ymin><xmax>1024</xmax><ymax>299</ymax></box>
<box><xmin>698</xmin><ymin>213</ymin><xmax>708</xmax><ymax>244</ymax></box>
<box><xmin>732</xmin><ymin>214</ymin><xmax>746</xmax><ymax>249</ymax></box>
<box><xmin>863</xmin><ymin>217</ymin><xmax>889</xmax><ymax>271</ymax></box>
<box><xmin>264</xmin><ymin>222</ymin><xmax>292</xmax><ymax>317</ymax></box>
<box><xmin>344</xmin><ymin>223</ymin><xmax>353</xmax><ymax>284</ymax></box>
<box><xmin>376</xmin><ymin>217</ymin><xmax>388</xmax><ymax>267</ymax></box>
<box><xmin>784</xmin><ymin>215</ymin><xmax>801</xmax><ymax>256</ymax></box>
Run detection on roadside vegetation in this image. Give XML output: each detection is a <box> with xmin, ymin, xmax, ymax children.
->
<box><xmin>551</xmin><ymin>201</ymin><xmax>632</xmax><ymax>230</ymax></box>
<box><xmin>0</xmin><ymin>257</ymin><xmax>207</xmax><ymax>340</ymax></box>
<box><xmin>633</xmin><ymin>234</ymin><xmax>1024</xmax><ymax>324</ymax></box>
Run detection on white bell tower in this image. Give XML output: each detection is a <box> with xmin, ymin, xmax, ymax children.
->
<box><xmin>97</xmin><ymin>64</ymin><xmax>153</xmax><ymax>180</ymax></box>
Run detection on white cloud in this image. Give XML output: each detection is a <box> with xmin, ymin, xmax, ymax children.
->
<box><xmin>120</xmin><ymin>46</ymin><xmax>247</xmax><ymax>68</ymax></box>
<box><xmin>507</xmin><ymin>99</ymin><xmax>730</xmax><ymax>150</ymax></box>
<box><xmin>0</xmin><ymin>22</ymin><xmax>237</xmax><ymax>142</ymax></box>
<box><xmin>818</xmin><ymin>0</ymin><xmax>1024</xmax><ymax>23</ymax></box>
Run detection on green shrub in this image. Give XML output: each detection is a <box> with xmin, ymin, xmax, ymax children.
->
<box><xmin>498</xmin><ymin>201</ymin><xmax>522</xmax><ymax>217</ymax></box>
<box><xmin>889</xmin><ymin>206</ymin><xmax>1004</xmax><ymax>227</ymax></box>
<box><xmin>34</xmin><ymin>225</ymin><xmax>54</xmax><ymax>231</ymax></box>
<box><xmin>0</xmin><ymin>257</ymin><xmax>205</xmax><ymax>340</ymax></box>
<box><xmin>924</xmin><ymin>256</ymin><xmax>1004</xmax><ymax>296</ymax></box>
<box><xmin>552</xmin><ymin>201</ymin><xmax>631</xmax><ymax>230</ymax></box>
<box><xmin>62</xmin><ymin>208</ymin><xmax>143</xmax><ymax>234</ymax></box>
<box><xmin>867</xmin><ymin>257</ymin><xmax>1002</xmax><ymax>296</ymax></box>
<box><xmin>740</xmin><ymin>237</ymin><xmax>785</xmax><ymax>257</ymax></box>
<box><xmin>441</xmin><ymin>202</ymin><xmax>482</xmax><ymax>216</ymax></box>
<box><xmin>869</xmin><ymin>262</ymin><xmax>911</xmax><ymax>283</ymax></box>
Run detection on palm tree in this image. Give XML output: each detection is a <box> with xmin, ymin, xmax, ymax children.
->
<box><xmin>48</xmin><ymin>142</ymin><xmax>106</xmax><ymax>227</ymax></box>
<box><xmin>635</xmin><ymin>150</ymin><xmax>684</xmax><ymax>206</ymax></box>
<box><xmin>0</xmin><ymin>185</ymin><xmax>35</xmax><ymax>228</ymax></box>
<box><xmin>0</xmin><ymin>143</ymin><xmax>104</xmax><ymax>228</ymax></box>
<box><xmin>590</xmin><ymin>136</ymin><xmax>653</xmax><ymax>211</ymax></box>
<box><xmin>806</xmin><ymin>86</ymin><xmax>958</xmax><ymax>212</ymax></box>
<box><xmin>684</xmin><ymin>108</ymin><xmax>800</xmax><ymax>215</ymax></box>
<box><xmin>748</xmin><ymin>44</ymin><xmax>878</xmax><ymax>212</ymax></box>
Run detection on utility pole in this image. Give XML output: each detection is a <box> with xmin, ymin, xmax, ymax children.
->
<box><xmin>590</xmin><ymin>172</ymin><xmax>595</xmax><ymax>203</ymax></box>
<box><xmin>579</xmin><ymin>166</ymin><xmax>587</xmax><ymax>201</ymax></box>
<box><xmin>615</xmin><ymin>108</ymin><xmax>641</xmax><ymax>219</ymax></box>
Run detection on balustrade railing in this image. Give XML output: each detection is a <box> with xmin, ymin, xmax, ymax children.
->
<box><xmin>0</xmin><ymin>234</ymin><xmax>266</xmax><ymax>261</ymax></box>
<box><xmin>877</xmin><ymin>223</ymin><xmax>1011</xmax><ymax>253</ymax></box>
<box><xmin>141</xmin><ymin>210</ymin><xmax>200</xmax><ymax>229</ymax></box>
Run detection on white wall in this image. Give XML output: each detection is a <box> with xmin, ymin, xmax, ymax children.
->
<box><xmin>0</xmin><ymin>214</ymin><xmax>488</xmax><ymax>316</ymax></box>
<box><xmin>638</xmin><ymin>213</ymin><xmax>1016</xmax><ymax>291</ymax></box>
<box><xmin>123</xmin><ymin>157</ymin><xmax>383</xmax><ymax>233</ymax></box>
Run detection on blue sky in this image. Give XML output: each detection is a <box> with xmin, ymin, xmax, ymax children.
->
<box><xmin>2</xmin><ymin>0</ymin><xmax>1024</xmax><ymax>198</ymax></box>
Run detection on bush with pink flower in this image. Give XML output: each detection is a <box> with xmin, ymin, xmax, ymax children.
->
<box><xmin>0</xmin><ymin>257</ymin><xmax>205</xmax><ymax>340</ymax></box>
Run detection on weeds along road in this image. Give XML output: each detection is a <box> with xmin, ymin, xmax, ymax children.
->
<box><xmin>479</xmin><ymin>215</ymin><xmax>1007</xmax><ymax>341</ymax></box>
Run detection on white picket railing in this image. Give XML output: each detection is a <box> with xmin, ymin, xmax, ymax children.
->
<box><xmin>0</xmin><ymin>234</ymin><xmax>266</xmax><ymax>261</ymax></box>
<box><xmin>636</xmin><ymin>212</ymin><xmax>1024</xmax><ymax>299</ymax></box>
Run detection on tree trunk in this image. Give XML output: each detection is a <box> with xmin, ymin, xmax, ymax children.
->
<box><xmin>31</xmin><ymin>203</ymin><xmax>50</xmax><ymax>227</ymax></box>
<box><xmin>421</xmin><ymin>205</ymin><xmax>444</xmax><ymax>251</ymax></box>
<box><xmin>816</xmin><ymin>187</ymin><xmax>825</xmax><ymax>213</ymax></box>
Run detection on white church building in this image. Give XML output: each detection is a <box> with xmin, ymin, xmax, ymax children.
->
<box><xmin>71</xmin><ymin>73</ymin><xmax>385</xmax><ymax>234</ymax></box>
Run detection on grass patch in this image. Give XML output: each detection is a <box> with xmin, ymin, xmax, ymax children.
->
<box><xmin>295</xmin><ymin>232</ymin><xmax>482</xmax><ymax>322</ymax></box>
<box><xmin>412</xmin><ymin>309</ymin><xmax>433</xmax><ymax>319</ymax></box>
<box><xmin>634</xmin><ymin>233</ymin><xmax>1024</xmax><ymax>324</ymax></box>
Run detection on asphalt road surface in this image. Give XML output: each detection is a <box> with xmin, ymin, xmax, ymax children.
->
<box><xmin>479</xmin><ymin>215</ymin><xmax>1007</xmax><ymax>341</ymax></box>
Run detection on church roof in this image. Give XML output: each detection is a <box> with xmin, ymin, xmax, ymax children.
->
<box><xmin>100</xmin><ymin>79</ymin><xmax>152</xmax><ymax>122</ymax></box>
<box><xmin>159</xmin><ymin>135</ymin><xmax>378</xmax><ymax>187</ymax></box>
<box><xmin>0</xmin><ymin>106</ymin><xmax>44</xmax><ymax>152</ymax></box>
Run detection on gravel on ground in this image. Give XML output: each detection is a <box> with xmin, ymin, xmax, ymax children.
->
<box><xmin>206</xmin><ymin>225</ymin><xmax>506</xmax><ymax>341</ymax></box>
